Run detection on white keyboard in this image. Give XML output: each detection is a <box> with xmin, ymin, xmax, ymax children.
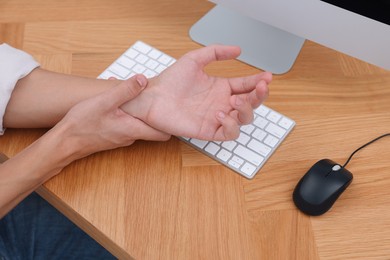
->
<box><xmin>98</xmin><ymin>41</ymin><xmax>295</xmax><ymax>179</ymax></box>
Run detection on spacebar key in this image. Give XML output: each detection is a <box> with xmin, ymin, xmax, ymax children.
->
<box><xmin>234</xmin><ymin>145</ymin><xmax>264</xmax><ymax>166</ymax></box>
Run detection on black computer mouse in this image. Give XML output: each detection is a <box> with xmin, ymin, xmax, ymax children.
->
<box><xmin>293</xmin><ymin>159</ymin><xmax>353</xmax><ymax>216</ymax></box>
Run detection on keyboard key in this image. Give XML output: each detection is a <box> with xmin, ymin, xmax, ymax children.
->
<box><xmin>265</xmin><ymin>123</ymin><xmax>286</xmax><ymax>138</ymax></box>
<box><xmin>190</xmin><ymin>138</ymin><xmax>208</xmax><ymax>149</ymax></box>
<box><xmin>158</xmin><ymin>54</ymin><xmax>173</xmax><ymax>65</ymax></box>
<box><xmin>155</xmin><ymin>64</ymin><xmax>167</xmax><ymax>74</ymax></box>
<box><xmin>253</xmin><ymin>117</ymin><xmax>269</xmax><ymax>129</ymax></box>
<box><xmin>135</xmin><ymin>54</ymin><xmax>149</xmax><ymax>64</ymax></box>
<box><xmin>205</xmin><ymin>142</ymin><xmax>220</xmax><ymax>155</ymax></box>
<box><xmin>255</xmin><ymin>105</ymin><xmax>270</xmax><ymax>117</ymax></box>
<box><xmin>117</xmin><ymin>56</ymin><xmax>136</xmax><ymax>69</ymax></box>
<box><xmin>132</xmin><ymin>64</ymin><xmax>146</xmax><ymax>74</ymax></box>
<box><xmin>241</xmin><ymin>124</ymin><xmax>255</xmax><ymax>135</ymax></box>
<box><xmin>228</xmin><ymin>159</ymin><xmax>242</xmax><ymax>169</ymax></box>
<box><xmin>236</xmin><ymin>132</ymin><xmax>250</xmax><ymax>145</ymax></box>
<box><xmin>264</xmin><ymin>135</ymin><xmax>279</xmax><ymax>147</ymax></box>
<box><xmin>267</xmin><ymin>111</ymin><xmax>282</xmax><ymax>123</ymax></box>
<box><xmin>222</xmin><ymin>141</ymin><xmax>237</xmax><ymax>151</ymax></box>
<box><xmin>234</xmin><ymin>145</ymin><xmax>264</xmax><ymax>166</ymax></box>
<box><xmin>241</xmin><ymin>162</ymin><xmax>257</xmax><ymax>177</ymax></box>
<box><xmin>108</xmin><ymin>63</ymin><xmax>130</xmax><ymax>78</ymax></box>
<box><xmin>230</xmin><ymin>155</ymin><xmax>244</xmax><ymax>166</ymax></box>
<box><xmin>144</xmin><ymin>69</ymin><xmax>157</xmax><ymax>78</ymax></box>
<box><xmin>145</xmin><ymin>59</ymin><xmax>159</xmax><ymax>70</ymax></box>
<box><xmin>216</xmin><ymin>149</ymin><xmax>232</xmax><ymax>162</ymax></box>
<box><xmin>252</xmin><ymin>129</ymin><xmax>267</xmax><ymax>141</ymax></box>
<box><xmin>248</xmin><ymin>139</ymin><xmax>272</xmax><ymax>157</ymax></box>
<box><xmin>133</xmin><ymin>41</ymin><xmax>152</xmax><ymax>54</ymax></box>
<box><xmin>279</xmin><ymin>117</ymin><xmax>294</xmax><ymax>129</ymax></box>
<box><xmin>125</xmin><ymin>48</ymin><xmax>139</xmax><ymax>59</ymax></box>
<box><xmin>149</xmin><ymin>49</ymin><xmax>162</xmax><ymax>60</ymax></box>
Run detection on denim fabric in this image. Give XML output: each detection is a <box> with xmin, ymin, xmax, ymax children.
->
<box><xmin>0</xmin><ymin>192</ymin><xmax>116</xmax><ymax>260</ymax></box>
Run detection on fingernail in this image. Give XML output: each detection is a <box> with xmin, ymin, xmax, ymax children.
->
<box><xmin>136</xmin><ymin>75</ymin><xmax>147</xmax><ymax>89</ymax></box>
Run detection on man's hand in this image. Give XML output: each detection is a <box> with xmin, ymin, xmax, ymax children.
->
<box><xmin>122</xmin><ymin>45</ymin><xmax>271</xmax><ymax>141</ymax></box>
<box><xmin>55</xmin><ymin>74</ymin><xmax>170</xmax><ymax>161</ymax></box>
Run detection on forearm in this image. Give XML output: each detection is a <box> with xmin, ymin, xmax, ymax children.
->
<box><xmin>0</xmin><ymin>123</ymin><xmax>77</xmax><ymax>218</ymax></box>
<box><xmin>0</xmin><ymin>74</ymin><xmax>170</xmax><ymax>219</ymax></box>
<box><xmin>3</xmin><ymin>68</ymin><xmax>119</xmax><ymax>128</ymax></box>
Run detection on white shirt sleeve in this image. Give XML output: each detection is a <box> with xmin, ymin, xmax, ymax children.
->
<box><xmin>0</xmin><ymin>43</ymin><xmax>40</xmax><ymax>135</ymax></box>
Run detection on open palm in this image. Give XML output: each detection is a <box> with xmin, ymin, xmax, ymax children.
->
<box><xmin>123</xmin><ymin>45</ymin><xmax>271</xmax><ymax>141</ymax></box>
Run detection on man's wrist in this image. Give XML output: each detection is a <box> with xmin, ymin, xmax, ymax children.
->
<box><xmin>120</xmin><ymin>84</ymin><xmax>154</xmax><ymax>123</ymax></box>
<box><xmin>30</xmin><ymin>122</ymin><xmax>82</xmax><ymax>180</ymax></box>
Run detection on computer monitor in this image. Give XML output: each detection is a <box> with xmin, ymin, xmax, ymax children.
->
<box><xmin>189</xmin><ymin>0</ymin><xmax>390</xmax><ymax>74</ymax></box>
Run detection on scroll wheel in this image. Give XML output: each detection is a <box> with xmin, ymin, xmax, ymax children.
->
<box><xmin>332</xmin><ymin>165</ymin><xmax>342</xmax><ymax>171</ymax></box>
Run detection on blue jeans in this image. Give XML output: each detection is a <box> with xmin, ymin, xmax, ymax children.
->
<box><xmin>0</xmin><ymin>192</ymin><xmax>116</xmax><ymax>260</ymax></box>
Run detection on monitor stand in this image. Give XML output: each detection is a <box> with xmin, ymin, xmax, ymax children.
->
<box><xmin>189</xmin><ymin>5</ymin><xmax>305</xmax><ymax>74</ymax></box>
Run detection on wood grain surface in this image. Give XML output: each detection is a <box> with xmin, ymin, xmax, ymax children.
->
<box><xmin>1</xmin><ymin>0</ymin><xmax>390</xmax><ymax>259</ymax></box>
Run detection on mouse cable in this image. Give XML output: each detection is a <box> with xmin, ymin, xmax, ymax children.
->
<box><xmin>342</xmin><ymin>133</ymin><xmax>390</xmax><ymax>168</ymax></box>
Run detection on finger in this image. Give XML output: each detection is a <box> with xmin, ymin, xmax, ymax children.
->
<box><xmin>213</xmin><ymin>111</ymin><xmax>240</xmax><ymax>140</ymax></box>
<box><xmin>184</xmin><ymin>45</ymin><xmax>241</xmax><ymax>68</ymax></box>
<box><xmin>228</xmin><ymin>71</ymin><xmax>272</xmax><ymax>94</ymax></box>
<box><xmin>103</xmin><ymin>74</ymin><xmax>148</xmax><ymax>108</ymax></box>
<box><xmin>247</xmin><ymin>80</ymin><xmax>269</xmax><ymax>108</ymax></box>
<box><xmin>230</xmin><ymin>96</ymin><xmax>254</xmax><ymax>125</ymax></box>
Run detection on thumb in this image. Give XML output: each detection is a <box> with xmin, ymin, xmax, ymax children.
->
<box><xmin>109</xmin><ymin>74</ymin><xmax>148</xmax><ymax>107</ymax></box>
<box><xmin>213</xmin><ymin>111</ymin><xmax>240</xmax><ymax>140</ymax></box>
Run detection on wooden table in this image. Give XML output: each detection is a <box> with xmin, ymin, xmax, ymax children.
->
<box><xmin>1</xmin><ymin>0</ymin><xmax>390</xmax><ymax>259</ymax></box>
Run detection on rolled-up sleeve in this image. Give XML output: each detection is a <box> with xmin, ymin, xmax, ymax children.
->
<box><xmin>0</xmin><ymin>44</ymin><xmax>40</xmax><ymax>135</ymax></box>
